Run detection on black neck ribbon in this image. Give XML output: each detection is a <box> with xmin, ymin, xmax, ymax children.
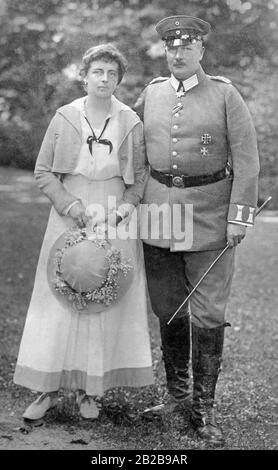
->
<box><xmin>177</xmin><ymin>80</ymin><xmax>185</xmax><ymax>92</ymax></box>
<box><xmin>85</xmin><ymin>116</ymin><xmax>113</xmax><ymax>156</ymax></box>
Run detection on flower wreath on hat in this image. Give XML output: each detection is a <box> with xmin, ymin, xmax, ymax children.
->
<box><xmin>50</xmin><ymin>225</ymin><xmax>133</xmax><ymax>312</ymax></box>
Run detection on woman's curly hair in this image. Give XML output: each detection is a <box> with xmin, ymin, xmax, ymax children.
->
<box><xmin>80</xmin><ymin>43</ymin><xmax>128</xmax><ymax>84</ymax></box>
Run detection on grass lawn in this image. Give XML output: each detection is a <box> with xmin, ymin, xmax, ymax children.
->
<box><xmin>0</xmin><ymin>167</ymin><xmax>277</xmax><ymax>450</ymax></box>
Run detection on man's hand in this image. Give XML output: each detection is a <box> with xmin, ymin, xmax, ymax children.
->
<box><xmin>226</xmin><ymin>222</ymin><xmax>247</xmax><ymax>247</ymax></box>
<box><xmin>68</xmin><ymin>202</ymin><xmax>88</xmax><ymax>228</ymax></box>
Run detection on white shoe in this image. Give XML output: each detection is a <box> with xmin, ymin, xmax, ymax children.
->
<box><xmin>76</xmin><ymin>392</ymin><xmax>99</xmax><ymax>420</ymax></box>
<box><xmin>23</xmin><ymin>392</ymin><xmax>58</xmax><ymax>420</ymax></box>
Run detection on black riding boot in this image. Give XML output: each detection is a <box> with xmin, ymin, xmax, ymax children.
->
<box><xmin>191</xmin><ymin>324</ymin><xmax>225</xmax><ymax>446</ymax></box>
<box><xmin>160</xmin><ymin>315</ymin><xmax>191</xmax><ymax>403</ymax></box>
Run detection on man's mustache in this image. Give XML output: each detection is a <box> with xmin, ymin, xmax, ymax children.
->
<box><xmin>173</xmin><ymin>61</ymin><xmax>186</xmax><ymax>65</ymax></box>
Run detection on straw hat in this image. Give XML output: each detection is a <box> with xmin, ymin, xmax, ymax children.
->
<box><xmin>47</xmin><ymin>228</ymin><xmax>134</xmax><ymax>313</ymax></box>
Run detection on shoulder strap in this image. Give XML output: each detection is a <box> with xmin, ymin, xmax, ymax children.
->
<box><xmin>208</xmin><ymin>75</ymin><xmax>232</xmax><ymax>84</ymax></box>
<box><xmin>148</xmin><ymin>76</ymin><xmax>169</xmax><ymax>86</ymax></box>
<box><xmin>133</xmin><ymin>77</ymin><xmax>169</xmax><ymax>121</ymax></box>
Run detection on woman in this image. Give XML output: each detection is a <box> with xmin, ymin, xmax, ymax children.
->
<box><xmin>13</xmin><ymin>44</ymin><xmax>153</xmax><ymax>420</ymax></box>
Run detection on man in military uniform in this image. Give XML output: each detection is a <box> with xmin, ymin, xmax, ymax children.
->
<box><xmin>134</xmin><ymin>15</ymin><xmax>260</xmax><ymax>446</ymax></box>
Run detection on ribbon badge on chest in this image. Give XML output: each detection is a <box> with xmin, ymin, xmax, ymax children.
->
<box><xmin>200</xmin><ymin>133</ymin><xmax>212</xmax><ymax>157</ymax></box>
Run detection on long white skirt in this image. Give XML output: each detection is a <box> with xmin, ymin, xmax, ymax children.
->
<box><xmin>14</xmin><ymin>175</ymin><xmax>154</xmax><ymax>396</ymax></box>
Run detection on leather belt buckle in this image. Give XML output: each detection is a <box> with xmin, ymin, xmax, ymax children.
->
<box><xmin>172</xmin><ymin>176</ymin><xmax>184</xmax><ymax>188</ymax></box>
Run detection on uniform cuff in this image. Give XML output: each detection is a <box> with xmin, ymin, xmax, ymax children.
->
<box><xmin>228</xmin><ymin>203</ymin><xmax>256</xmax><ymax>226</ymax></box>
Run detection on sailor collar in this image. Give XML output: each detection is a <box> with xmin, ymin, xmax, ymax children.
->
<box><xmin>70</xmin><ymin>95</ymin><xmax>130</xmax><ymax>120</ymax></box>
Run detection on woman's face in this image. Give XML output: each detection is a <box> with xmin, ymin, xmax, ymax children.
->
<box><xmin>85</xmin><ymin>60</ymin><xmax>119</xmax><ymax>99</ymax></box>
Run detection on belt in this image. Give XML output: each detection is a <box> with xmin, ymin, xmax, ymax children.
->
<box><xmin>150</xmin><ymin>164</ymin><xmax>233</xmax><ymax>189</ymax></box>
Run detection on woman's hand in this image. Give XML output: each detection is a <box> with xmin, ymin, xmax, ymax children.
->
<box><xmin>107</xmin><ymin>202</ymin><xmax>136</xmax><ymax>227</ymax></box>
<box><xmin>87</xmin><ymin>212</ymin><xmax>107</xmax><ymax>230</ymax></box>
<box><xmin>84</xmin><ymin>202</ymin><xmax>136</xmax><ymax>232</ymax></box>
<box><xmin>69</xmin><ymin>202</ymin><xmax>88</xmax><ymax>228</ymax></box>
<box><xmin>226</xmin><ymin>222</ymin><xmax>246</xmax><ymax>247</ymax></box>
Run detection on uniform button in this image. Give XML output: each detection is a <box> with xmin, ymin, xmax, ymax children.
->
<box><xmin>174</xmin><ymin>113</ymin><xmax>179</xmax><ymax>117</ymax></box>
<box><xmin>173</xmin><ymin>125</ymin><xmax>178</xmax><ymax>129</ymax></box>
<box><xmin>172</xmin><ymin>138</ymin><xmax>178</xmax><ymax>143</ymax></box>
<box><xmin>172</xmin><ymin>151</ymin><xmax>177</xmax><ymax>156</ymax></box>
<box><xmin>172</xmin><ymin>164</ymin><xmax>178</xmax><ymax>169</ymax></box>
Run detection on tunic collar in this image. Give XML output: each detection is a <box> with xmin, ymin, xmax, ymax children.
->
<box><xmin>170</xmin><ymin>73</ymin><xmax>199</xmax><ymax>93</ymax></box>
<box><xmin>170</xmin><ymin>66</ymin><xmax>206</xmax><ymax>94</ymax></box>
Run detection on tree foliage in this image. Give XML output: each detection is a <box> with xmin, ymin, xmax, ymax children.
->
<box><xmin>0</xmin><ymin>0</ymin><xmax>278</xmax><ymax>202</ymax></box>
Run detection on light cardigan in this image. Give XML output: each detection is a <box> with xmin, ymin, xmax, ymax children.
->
<box><xmin>34</xmin><ymin>96</ymin><xmax>148</xmax><ymax>214</ymax></box>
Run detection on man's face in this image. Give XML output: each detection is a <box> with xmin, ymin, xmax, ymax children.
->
<box><xmin>165</xmin><ymin>41</ymin><xmax>204</xmax><ymax>80</ymax></box>
<box><xmin>86</xmin><ymin>60</ymin><xmax>119</xmax><ymax>98</ymax></box>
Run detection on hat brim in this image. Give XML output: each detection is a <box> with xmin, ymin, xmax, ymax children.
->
<box><xmin>47</xmin><ymin>232</ymin><xmax>134</xmax><ymax>314</ymax></box>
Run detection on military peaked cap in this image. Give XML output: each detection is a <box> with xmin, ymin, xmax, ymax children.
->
<box><xmin>155</xmin><ymin>15</ymin><xmax>211</xmax><ymax>45</ymax></box>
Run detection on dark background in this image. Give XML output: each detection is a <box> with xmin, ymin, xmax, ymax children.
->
<box><xmin>0</xmin><ymin>0</ymin><xmax>278</xmax><ymax>206</ymax></box>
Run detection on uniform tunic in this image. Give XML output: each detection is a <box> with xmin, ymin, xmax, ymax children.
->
<box><xmin>135</xmin><ymin>66</ymin><xmax>260</xmax><ymax>252</ymax></box>
<box><xmin>134</xmin><ymin>66</ymin><xmax>260</xmax><ymax>327</ymax></box>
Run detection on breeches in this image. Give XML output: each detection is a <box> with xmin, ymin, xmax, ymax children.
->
<box><xmin>143</xmin><ymin>243</ymin><xmax>235</xmax><ymax>329</ymax></box>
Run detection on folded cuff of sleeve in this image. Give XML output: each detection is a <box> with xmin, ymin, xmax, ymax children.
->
<box><xmin>62</xmin><ymin>199</ymin><xmax>80</xmax><ymax>216</ymax></box>
<box><xmin>228</xmin><ymin>203</ymin><xmax>256</xmax><ymax>227</ymax></box>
